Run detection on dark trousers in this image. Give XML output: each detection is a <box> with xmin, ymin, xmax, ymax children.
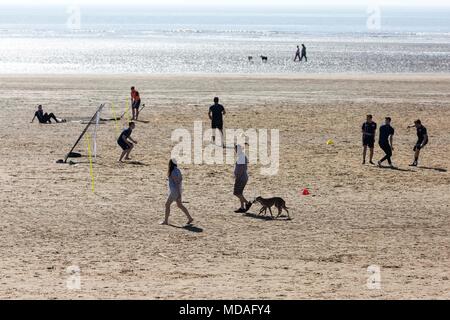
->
<box><xmin>300</xmin><ymin>53</ymin><xmax>307</xmax><ymax>62</ymax></box>
<box><xmin>379</xmin><ymin>143</ymin><xmax>392</xmax><ymax>165</ymax></box>
<box><xmin>39</xmin><ymin>112</ymin><xmax>58</xmax><ymax>124</ymax></box>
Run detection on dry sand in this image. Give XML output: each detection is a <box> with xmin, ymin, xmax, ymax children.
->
<box><xmin>0</xmin><ymin>74</ymin><xmax>449</xmax><ymax>299</ymax></box>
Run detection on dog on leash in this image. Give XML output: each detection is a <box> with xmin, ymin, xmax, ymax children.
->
<box><xmin>254</xmin><ymin>196</ymin><xmax>290</xmax><ymax>219</ymax></box>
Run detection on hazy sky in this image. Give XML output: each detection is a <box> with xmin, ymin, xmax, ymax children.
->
<box><xmin>1</xmin><ymin>0</ymin><xmax>449</xmax><ymax>6</ymax></box>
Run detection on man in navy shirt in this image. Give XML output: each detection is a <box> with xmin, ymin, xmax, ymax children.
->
<box><xmin>361</xmin><ymin>114</ymin><xmax>377</xmax><ymax>165</ymax></box>
<box><xmin>378</xmin><ymin>117</ymin><xmax>395</xmax><ymax>168</ymax></box>
<box><xmin>118</xmin><ymin>122</ymin><xmax>137</xmax><ymax>162</ymax></box>
<box><xmin>208</xmin><ymin>97</ymin><xmax>226</xmax><ymax>145</ymax></box>
<box><xmin>408</xmin><ymin>119</ymin><xmax>428</xmax><ymax>166</ymax></box>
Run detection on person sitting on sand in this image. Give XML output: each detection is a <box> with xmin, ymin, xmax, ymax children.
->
<box><xmin>209</xmin><ymin>97</ymin><xmax>226</xmax><ymax>145</ymax></box>
<box><xmin>408</xmin><ymin>119</ymin><xmax>428</xmax><ymax>167</ymax></box>
<box><xmin>117</xmin><ymin>122</ymin><xmax>137</xmax><ymax>162</ymax></box>
<box><xmin>31</xmin><ymin>105</ymin><xmax>66</xmax><ymax>124</ymax></box>
<box><xmin>378</xmin><ymin>117</ymin><xmax>395</xmax><ymax>168</ymax></box>
<box><xmin>161</xmin><ymin>159</ymin><xmax>194</xmax><ymax>226</ymax></box>
<box><xmin>132</xmin><ymin>90</ymin><xmax>141</xmax><ymax>121</ymax></box>
<box><xmin>362</xmin><ymin>114</ymin><xmax>377</xmax><ymax>165</ymax></box>
<box><xmin>233</xmin><ymin>144</ymin><xmax>252</xmax><ymax>213</ymax></box>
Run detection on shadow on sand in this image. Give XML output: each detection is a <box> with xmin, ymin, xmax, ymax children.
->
<box><xmin>125</xmin><ymin>161</ymin><xmax>149</xmax><ymax>166</ymax></box>
<box><xmin>418</xmin><ymin>166</ymin><xmax>447</xmax><ymax>173</ymax></box>
<box><xmin>244</xmin><ymin>212</ymin><xmax>292</xmax><ymax>221</ymax></box>
<box><xmin>377</xmin><ymin>165</ymin><xmax>415</xmax><ymax>172</ymax></box>
<box><xmin>169</xmin><ymin>224</ymin><xmax>204</xmax><ymax>233</ymax></box>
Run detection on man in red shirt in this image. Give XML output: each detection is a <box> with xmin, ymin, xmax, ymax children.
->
<box><xmin>130</xmin><ymin>86</ymin><xmax>141</xmax><ymax>120</ymax></box>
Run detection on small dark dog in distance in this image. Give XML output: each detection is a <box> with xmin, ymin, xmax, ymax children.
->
<box><xmin>254</xmin><ymin>196</ymin><xmax>290</xmax><ymax>219</ymax></box>
<box><xmin>260</xmin><ymin>55</ymin><xmax>268</xmax><ymax>63</ymax></box>
<box><xmin>248</xmin><ymin>56</ymin><xmax>253</xmax><ymax>62</ymax></box>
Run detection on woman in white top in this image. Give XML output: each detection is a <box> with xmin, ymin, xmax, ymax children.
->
<box><xmin>161</xmin><ymin>159</ymin><xmax>194</xmax><ymax>226</ymax></box>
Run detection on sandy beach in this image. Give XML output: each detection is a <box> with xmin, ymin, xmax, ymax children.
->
<box><xmin>0</xmin><ymin>74</ymin><xmax>449</xmax><ymax>299</ymax></box>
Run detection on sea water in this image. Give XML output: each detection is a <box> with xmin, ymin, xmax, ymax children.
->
<box><xmin>0</xmin><ymin>5</ymin><xmax>449</xmax><ymax>74</ymax></box>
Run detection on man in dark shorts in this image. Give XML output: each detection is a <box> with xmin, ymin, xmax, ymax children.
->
<box><xmin>132</xmin><ymin>89</ymin><xmax>141</xmax><ymax>121</ymax></box>
<box><xmin>378</xmin><ymin>117</ymin><xmax>395</xmax><ymax>168</ymax></box>
<box><xmin>408</xmin><ymin>119</ymin><xmax>428</xmax><ymax>167</ymax></box>
<box><xmin>208</xmin><ymin>97</ymin><xmax>226</xmax><ymax>145</ymax></box>
<box><xmin>361</xmin><ymin>114</ymin><xmax>377</xmax><ymax>165</ymax></box>
<box><xmin>118</xmin><ymin>122</ymin><xmax>137</xmax><ymax>162</ymax></box>
<box><xmin>31</xmin><ymin>105</ymin><xmax>65</xmax><ymax>124</ymax></box>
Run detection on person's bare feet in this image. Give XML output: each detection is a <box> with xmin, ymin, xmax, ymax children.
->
<box><xmin>186</xmin><ymin>218</ymin><xmax>194</xmax><ymax>225</ymax></box>
<box><xmin>160</xmin><ymin>221</ymin><xmax>168</xmax><ymax>225</ymax></box>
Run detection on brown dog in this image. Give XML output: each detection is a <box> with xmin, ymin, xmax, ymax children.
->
<box><xmin>254</xmin><ymin>196</ymin><xmax>290</xmax><ymax>219</ymax></box>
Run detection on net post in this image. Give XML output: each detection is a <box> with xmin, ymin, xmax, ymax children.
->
<box><xmin>64</xmin><ymin>103</ymin><xmax>104</xmax><ymax>163</ymax></box>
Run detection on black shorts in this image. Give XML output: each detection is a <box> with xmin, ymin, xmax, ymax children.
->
<box><xmin>233</xmin><ymin>177</ymin><xmax>248</xmax><ymax>196</ymax></box>
<box><xmin>414</xmin><ymin>141</ymin><xmax>427</xmax><ymax>151</ymax></box>
<box><xmin>212</xmin><ymin>122</ymin><xmax>223</xmax><ymax>131</ymax></box>
<box><xmin>132</xmin><ymin>100</ymin><xmax>141</xmax><ymax>109</ymax></box>
<box><xmin>363</xmin><ymin>136</ymin><xmax>375</xmax><ymax>148</ymax></box>
<box><xmin>118</xmin><ymin>140</ymin><xmax>131</xmax><ymax>151</ymax></box>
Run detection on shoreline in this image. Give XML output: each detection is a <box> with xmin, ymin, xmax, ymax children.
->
<box><xmin>1</xmin><ymin>73</ymin><xmax>450</xmax><ymax>81</ymax></box>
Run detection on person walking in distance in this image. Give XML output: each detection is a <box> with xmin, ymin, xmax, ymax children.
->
<box><xmin>300</xmin><ymin>44</ymin><xmax>307</xmax><ymax>62</ymax></box>
<box><xmin>294</xmin><ymin>45</ymin><xmax>301</xmax><ymax>61</ymax></box>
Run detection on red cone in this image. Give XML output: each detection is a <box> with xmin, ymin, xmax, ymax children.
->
<box><xmin>302</xmin><ymin>188</ymin><xmax>310</xmax><ymax>196</ymax></box>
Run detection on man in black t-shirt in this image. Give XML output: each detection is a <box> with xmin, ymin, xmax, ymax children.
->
<box><xmin>378</xmin><ymin>117</ymin><xmax>395</xmax><ymax>168</ymax></box>
<box><xmin>408</xmin><ymin>119</ymin><xmax>428</xmax><ymax>166</ymax></box>
<box><xmin>117</xmin><ymin>122</ymin><xmax>137</xmax><ymax>162</ymax></box>
<box><xmin>361</xmin><ymin>114</ymin><xmax>377</xmax><ymax>165</ymax></box>
<box><xmin>208</xmin><ymin>97</ymin><xmax>226</xmax><ymax>145</ymax></box>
